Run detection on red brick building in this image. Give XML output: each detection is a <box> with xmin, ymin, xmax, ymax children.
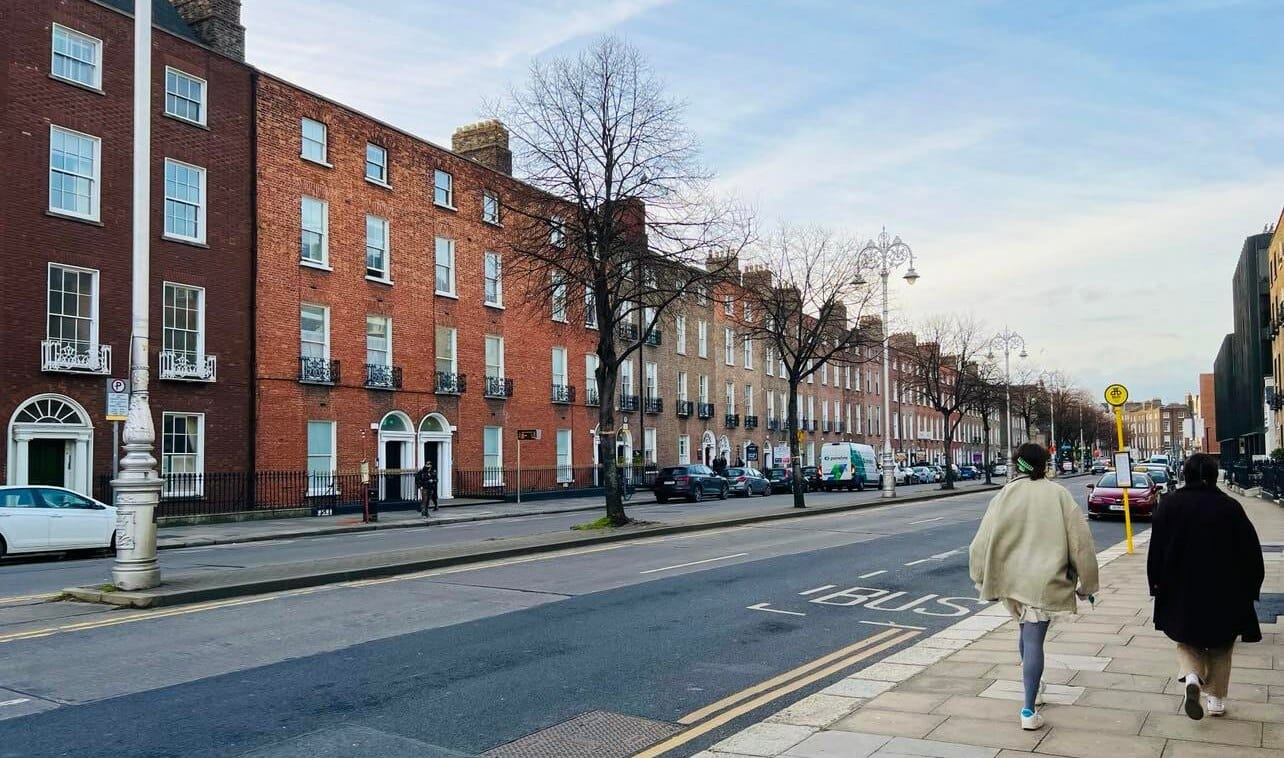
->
<box><xmin>0</xmin><ymin>0</ymin><xmax>254</xmax><ymax>497</ymax></box>
<box><xmin>252</xmin><ymin>75</ymin><xmax>600</xmax><ymax>500</ymax></box>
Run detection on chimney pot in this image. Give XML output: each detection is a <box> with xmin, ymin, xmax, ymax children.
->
<box><xmin>169</xmin><ymin>0</ymin><xmax>245</xmax><ymax>60</ymax></box>
<box><xmin>452</xmin><ymin>120</ymin><xmax>513</xmax><ymax>176</ymax></box>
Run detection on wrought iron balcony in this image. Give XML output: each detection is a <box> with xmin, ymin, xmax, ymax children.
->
<box><xmin>619</xmin><ymin>393</ymin><xmax>639</xmax><ymax>412</ymax></box>
<box><xmin>644</xmin><ymin>395</ymin><xmax>663</xmax><ymax>414</ymax></box>
<box><xmin>160</xmin><ymin>351</ymin><xmax>216</xmax><ymax>382</ymax></box>
<box><xmin>822</xmin><ymin>421</ymin><xmax>831</xmax><ymax>433</ymax></box>
<box><xmin>837</xmin><ymin>421</ymin><xmax>846</xmax><ymax>434</ymax></box>
<box><xmin>767</xmin><ymin>417</ymin><xmax>781</xmax><ymax>431</ymax></box>
<box><xmin>585</xmin><ymin>388</ymin><xmax>600</xmax><ymax>407</ymax></box>
<box><xmin>42</xmin><ymin>340</ymin><xmax>110</xmax><ymax>374</ymax></box>
<box><xmin>299</xmin><ymin>356</ymin><xmax>339</xmax><ymax>384</ymax></box>
<box><xmin>617</xmin><ymin>322</ymin><xmax>639</xmax><ymax>341</ymax></box>
<box><xmin>644</xmin><ymin>329</ymin><xmax>662</xmax><ymax>347</ymax></box>
<box><xmin>676</xmin><ymin>400</ymin><xmax>693</xmax><ymax>418</ymax></box>
<box><xmin>744</xmin><ymin>415</ymin><xmax>759</xmax><ymax>430</ymax></box>
<box><xmin>364</xmin><ymin>363</ymin><xmax>402</xmax><ymax>390</ymax></box>
<box><xmin>697</xmin><ymin>402</ymin><xmax>715</xmax><ymax>419</ymax></box>
<box><xmin>724</xmin><ymin>413</ymin><xmax>740</xmax><ymax>429</ymax></box>
<box><xmin>484</xmin><ymin>376</ymin><xmax>514</xmax><ymax>399</ymax></box>
<box><xmin>435</xmin><ymin>371</ymin><xmax>467</xmax><ymax>395</ymax></box>
<box><xmin>551</xmin><ymin>384</ymin><xmax>577</xmax><ymax>404</ymax></box>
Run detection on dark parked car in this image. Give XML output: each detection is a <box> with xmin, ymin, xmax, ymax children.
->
<box><xmin>1086</xmin><ymin>472</ymin><xmax>1161</xmax><ymax>519</ymax></box>
<box><xmin>802</xmin><ymin>466</ymin><xmax>822</xmax><ymax>492</ymax></box>
<box><xmin>959</xmin><ymin>466</ymin><xmax>979</xmax><ymax>480</ymax></box>
<box><xmin>653</xmin><ymin>464</ymin><xmax>729</xmax><ymax>503</ymax></box>
<box><xmin>726</xmin><ymin>467</ymin><xmax>771</xmax><ymax>497</ymax></box>
<box><xmin>765</xmin><ymin>467</ymin><xmax>795</xmax><ymax>493</ymax></box>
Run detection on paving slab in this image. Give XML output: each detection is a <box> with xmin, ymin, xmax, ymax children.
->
<box><xmin>923</xmin><ymin>662</ymin><xmax>1003</xmax><ymax>680</ymax></box>
<box><xmin>1162</xmin><ymin>677</ymin><xmax>1268</xmax><ymax>702</ymax></box>
<box><xmin>1069</xmin><ymin>670</ymin><xmax>1169</xmax><ymax>693</ymax></box>
<box><xmin>1264</xmin><ymin>722</ymin><xmax>1282</xmax><ymax>749</ymax></box>
<box><xmin>881</xmin><ymin>736</ymin><xmax>1001</xmax><ymax>758</ymax></box>
<box><xmin>983</xmin><ymin>666</ymin><xmax>1076</xmax><ymax>685</ymax></box>
<box><xmin>977</xmin><ymin>680</ymin><xmax>1083</xmax><ymax>706</ymax></box>
<box><xmin>832</xmin><ymin>709</ymin><xmax>949</xmax><ymax>739</ymax></box>
<box><xmin>1104</xmin><ymin>657</ymin><xmax>1178</xmax><ymax>677</ymax></box>
<box><xmin>823</xmin><ymin>678</ymin><xmax>898</xmax><ymax>699</ymax></box>
<box><xmin>934</xmin><ymin>695</ymin><xmax>1028</xmax><ymax>722</ymax></box>
<box><xmin>781</xmin><ymin>730</ymin><xmax>892</xmax><ymax>758</ymax></box>
<box><xmin>857</xmin><ymin>663</ymin><xmax>929</xmax><ymax>683</ymax></box>
<box><xmin>767</xmin><ymin>694</ymin><xmax>867</xmax><ymax>729</ymax></box>
<box><xmin>1158</xmin><ymin>743</ymin><xmax>1283</xmax><ymax>758</ymax></box>
<box><xmin>711</xmin><ymin>723</ymin><xmax>818</xmax><ymax>757</ymax></box>
<box><xmin>899</xmin><ymin>675</ymin><xmax>992</xmax><ymax>696</ymax></box>
<box><xmin>924</xmin><ymin>716</ymin><xmax>1044</xmax><ymax>752</ymax></box>
<box><xmin>1038</xmin><ymin>702</ymin><xmax>1146</xmax><ymax>734</ymax></box>
<box><xmin>1076</xmin><ymin>688</ymin><xmax>1181</xmax><ymax>713</ymax></box>
<box><xmin>863</xmin><ymin>691</ymin><xmax>953</xmax><ymax>715</ymax></box>
<box><xmin>1140</xmin><ymin>712</ymin><xmax>1262</xmax><ymax>746</ymax></box>
<box><xmin>1033</xmin><ymin>728</ymin><xmax>1165</xmax><ymax>758</ymax></box>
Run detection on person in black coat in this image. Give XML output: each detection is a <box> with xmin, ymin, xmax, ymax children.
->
<box><xmin>1147</xmin><ymin>453</ymin><xmax>1263</xmax><ymax>720</ymax></box>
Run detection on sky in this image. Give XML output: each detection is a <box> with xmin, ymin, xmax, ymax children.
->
<box><xmin>243</xmin><ymin>0</ymin><xmax>1284</xmax><ymax>404</ymax></box>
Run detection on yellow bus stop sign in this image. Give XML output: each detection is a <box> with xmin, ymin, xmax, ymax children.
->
<box><xmin>1104</xmin><ymin>383</ymin><xmax>1129</xmax><ymax>407</ymax></box>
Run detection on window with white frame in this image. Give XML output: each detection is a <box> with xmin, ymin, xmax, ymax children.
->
<box><xmin>834</xmin><ymin>399</ymin><xmax>841</xmax><ymax>427</ymax></box>
<box><xmin>584</xmin><ymin>289</ymin><xmax>598</xmax><ymax>329</ymax></box>
<box><xmin>162</xmin><ymin>412</ymin><xmax>204</xmax><ymax>494</ymax></box>
<box><xmin>483</xmin><ymin>190</ymin><xmax>501</xmax><ymax>224</ymax></box>
<box><xmin>46</xmin><ymin>264</ymin><xmax>98</xmax><ymax>357</ymax></box>
<box><xmin>51</xmin><ymin>25</ymin><xmax>101</xmax><ymax>89</ymax></box>
<box><xmin>698</xmin><ymin>320</ymin><xmax>708</xmax><ymax>358</ymax></box>
<box><xmin>586</xmin><ymin>354</ymin><xmax>599</xmax><ymax>402</ymax></box>
<box><xmin>725</xmin><ymin>382</ymin><xmax>736</xmax><ymax>414</ymax></box>
<box><xmin>306</xmin><ymin>421</ymin><xmax>336</xmax><ymax>488</ymax></box>
<box><xmin>550</xmin><ymin>216</ymin><xmax>566</xmax><ymax>247</ymax></box>
<box><xmin>675</xmin><ymin>315</ymin><xmax>687</xmax><ymax>354</ymax></box>
<box><xmin>643</xmin><ymin>306</ymin><xmax>656</xmax><ymax>338</ymax></box>
<box><xmin>484</xmin><ymin>252</ymin><xmax>503</xmax><ymax>306</ymax></box>
<box><xmin>743</xmin><ymin>335</ymin><xmax>753</xmax><ymax>369</ymax></box>
<box><xmin>723</xmin><ymin>295</ymin><xmax>733</xmax><ymax>315</ymax></box>
<box><xmin>434</xmin><ymin>169</ymin><xmax>454</xmax><ymax>207</ymax></box>
<box><xmin>677</xmin><ymin>372</ymin><xmax>688</xmax><ymax>402</ymax></box>
<box><xmin>766</xmin><ymin>347</ymin><xmax>775</xmax><ymax>377</ymax></box>
<box><xmin>766</xmin><ymin>390</ymin><xmax>775</xmax><ymax>421</ymax></box>
<box><xmin>164</xmin><ymin>67</ymin><xmax>206</xmax><ymax>125</ymax></box>
<box><xmin>778</xmin><ymin>354</ymin><xmax>785</xmax><ymax>377</ymax></box>
<box><xmin>301</xmin><ymin>118</ymin><xmax>327</xmax><ymax>163</ymax></box>
<box><xmin>743</xmin><ymin>302</ymin><xmax>752</xmax><ymax>322</ymax></box>
<box><xmin>365</xmin><ymin>315</ymin><xmax>390</xmax><ymax>367</ymax></box>
<box><xmin>822</xmin><ymin>401</ymin><xmax>829</xmax><ymax>427</ymax></box>
<box><xmin>821</xmin><ymin>361</ymin><xmax>828</xmax><ymax>385</ymax></box>
<box><xmin>620</xmin><ymin>359</ymin><xmax>634</xmax><ymax>396</ymax></box>
<box><xmin>365</xmin><ymin>215</ymin><xmax>389</xmax><ymax>280</ymax></box>
<box><xmin>699</xmin><ymin>375</ymin><xmax>709</xmax><ymax>403</ymax></box>
<box><xmin>645</xmin><ymin>361</ymin><xmax>658</xmax><ymax>400</ymax></box>
<box><xmin>724</xmin><ymin>327</ymin><xmax>734</xmax><ymax>365</ymax></box>
<box><xmin>678</xmin><ymin>435</ymin><xmax>691</xmax><ymax>465</ymax></box>
<box><xmin>48</xmin><ymin>126</ymin><xmax>100</xmax><ymax>220</ymax></box>
<box><xmin>745</xmin><ymin>385</ymin><xmax>754</xmax><ymax>417</ymax></box>
<box><xmin>644</xmin><ymin>427</ymin><xmax>657</xmax><ymax>464</ymax></box>
<box><xmin>162</xmin><ymin>283</ymin><xmax>204</xmax><ymax>366</ymax></box>
<box><xmin>846</xmin><ymin>366</ymin><xmax>852</xmax><ymax>390</ymax></box>
<box><xmin>483</xmin><ymin>426</ymin><xmax>503</xmax><ymax>485</ymax></box>
<box><xmin>365</xmin><ymin>143</ymin><xmax>388</xmax><ymax>184</ymax></box>
<box><xmin>807</xmin><ymin>361</ymin><xmax>814</xmax><ymax>384</ymax></box>
<box><xmin>556</xmin><ymin>429</ymin><xmax>573</xmax><ymax>482</ymax></box>
<box><xmin>552</xmin><ymin>347</ymin><xmax>568</xmax><ymax>388</ymax></box>
<box><xmin>485</xmin><ymin>335</ymin><xmax>505</xmax><ymax>379</ymax></box>
<box><xmin>300</xmin><ymin>304</ymin><xmax>329</xmax><ymax>359</ymax></box>
<box><xmin>435</xmin><ymin>326</ymin><xmax>456</xmax><ymax>375</ymax></box>
<box><xmin>300</xmin><ymin>196</ymin><xmax>328</xmax><ymax>265</ymax></box>
<box><xmin>807</xmin><ymin>395</ymin><xmax>815</xmax><ymax>423</ymax></box>
<box><xmin>551</xmin><ymin>273</ymin><xmax>567</xmax><ymax>321</ymax></box>
<box><xmin>435</xmin><ymin>237</ymin><xmax>456</xmax><ymax>295</ymax></box>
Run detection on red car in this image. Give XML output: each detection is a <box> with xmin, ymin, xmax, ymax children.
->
<box><xmin>1086</xmin><ymin>472</ymin><xmax>1161</xmax><ymax>519</ymax></box>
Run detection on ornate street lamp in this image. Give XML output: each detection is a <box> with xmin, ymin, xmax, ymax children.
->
<box><xmin>987</xmin><ymin>328</ymin><xmax>1027</xmax><ymax>466</ymax></box>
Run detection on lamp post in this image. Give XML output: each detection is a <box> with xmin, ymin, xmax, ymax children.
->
<box><xmin>855</xmin><ymin>228</ymin><xmax>919</xmax><ymax>499</ymax></box>
<box><xmin>987</xmin><ymin>328</ymin><xmax>1027</xmax><ymax>465</ymax></box>
<box><xmin>1037</xmin><ymin>370</ymin><xmax>1058</xmax><ymax>468</ymax></box>
<box><xmin>111</xmin><ymin>0</ymin><xmax>162</xmax><ymax>590</ymax></box>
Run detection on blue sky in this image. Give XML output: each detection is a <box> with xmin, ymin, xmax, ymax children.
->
<box><xmin>244</xmin><ymin>0</ymin><xmax>1284</xmax><ymax>404</ymax></box>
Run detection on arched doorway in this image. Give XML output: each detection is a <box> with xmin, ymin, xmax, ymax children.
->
<box><xmin>718</xmin><ymin>435</ymin><xmax>731</xmax><ymax>463</ymax></box>
<box><xmin>417</xmin><ymin>413</ymin><xmax>453</xmax><ymax>501</ymax></box>
<box><xmin>702</xmin><ymin>431</ymin><xmax>716</xmax><ymax>466</ymax></box>
<box><xmin>617</xmin><ymin>426</ymin><xmax>634</xmax><ymax>478</ymax></box>
<box><xmin>378</xmin><ymin>411</ymin><xmax>414</xmax><ymax>501</ymax></box>
<box><xmin>7</xmin><ymin>394</ymin><xmax>94</xmax><ymax>495</ymax></box>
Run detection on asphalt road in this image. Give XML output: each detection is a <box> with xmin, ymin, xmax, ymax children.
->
<box><xmin>0</xmin><ymin>479</ymin><xmax>997</xmax><ymax>598</ymax></box>
<box><xmin>0</xmin><ymin>481</ymin><xmax>1143</xmax><ymax>758</ymax></box>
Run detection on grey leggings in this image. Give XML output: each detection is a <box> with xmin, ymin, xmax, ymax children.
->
<box><xmin>1018</xmin><ymin>621</ymin><xmax>1050</xmax><ymax>711</ymax></box>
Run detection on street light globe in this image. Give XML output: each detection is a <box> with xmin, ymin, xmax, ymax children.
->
<box><xmin>1018</xmin><ymin>348</ymin><xmax>1028</xmax><ymax>359</ymax></box>
<box><xmin>986</xmin><ymin>351</ymin><xmax>995</xmax><ymax>361</ymax></box>
<box><xmin>852</xmin><ymin>273</ymin><xmax>868</xmax><ymax>287</ymax></box>
<box><xmin>903</xmin><ymin>267</ymin><xmax>920</xmax><ymax>285</ymax></box>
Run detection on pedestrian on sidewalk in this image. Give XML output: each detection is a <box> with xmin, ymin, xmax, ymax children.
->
<box><xmin>415</xmin><ymin>462</ymin><xmax>439</xmax><ymax>517</ymax></box>
<box><xmin>969</xmin><ymin>442</ymin><xmax>1100</xmax><ymax>732</ymax></box>
<box><xmin>1147</xmin><ymin>452</ymin><xmax>1263</xmax><ymax>720</ymax></box>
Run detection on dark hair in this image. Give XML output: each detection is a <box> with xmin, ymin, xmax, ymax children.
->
<box><xmin>1013</xmin><ymin>443</ymin><xmax>1050</xmax><ymax>480</ymax></box>
<box><xmin>1182</xmin><ymin>453</ymin><xmax>1218</xmax><ymax>488</ymax></box>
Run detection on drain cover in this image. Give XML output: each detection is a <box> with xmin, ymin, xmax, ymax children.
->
<box><xmin>481</xmin><ymin>711</ymin><xmax>680</xmax><ymax>757</ymax></box>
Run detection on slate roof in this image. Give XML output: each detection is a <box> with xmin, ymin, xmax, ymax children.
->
<box><xmin>98</xmin><ymin>0</ymin><xmax>200</xmax><ymax>43</ymax></box>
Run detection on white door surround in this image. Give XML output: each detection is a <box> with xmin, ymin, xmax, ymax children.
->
<box><xmin>7</xmin><ymin>394</ymin><xmax>94</xmax><ymax>495</ymax></box>
<box><xmin>417</xmin><ymin>412</ymin><xmax>454</xmax><ymax>500</ymax></box>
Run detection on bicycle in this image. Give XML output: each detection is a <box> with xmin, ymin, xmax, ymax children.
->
<box><xmin>618</xmin><ymin>473</ymin><xmax>635</xmax><ymax>502</ymax></box>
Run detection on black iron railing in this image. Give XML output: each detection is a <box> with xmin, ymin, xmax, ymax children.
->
<box><xmin>676</xmin><ymin>400</ymin><xmax>693</xmax><ymax>418</ymax></box>
<box><xmin>644</xmin><ymin>395</ymin><xmax>663</xmax><ymax>414</ymax></box>
<box><xmin>745</xmin><ymin>415</ymin><xmax>759</xmax><ymax>430</ymax></box>
<box><xmin>619</xmin><ymin>393</ymin><xmax>639</xmax><ymax>412</ymax></box>
<box><xmin>299</xmin><ymin>356</ymin><xmax>339</xmax><ymax>384</ymax></box>
<box><xmin>585</xmin><ymin>388</ymin><xmax>600</xmax><ymax>406</ymax></box>
<box><xmin>435</xmin><ymin>371</ymin><xmax>466</xmax><ymax>394</ymax></box>
<box><xmin>364</xmin><ymin>363</ymin><xmax>403</xmax><ymax>390</ymax></box>
<box><xmin>767</xmin><ymin>417</ymin><xmax>781</xmax><ymax>431</ymax></box>
<box><xmin>724</xmin><ymin>413</ymin><xmax>740</xmax><ymax>428</ymax></box>
<box><xmin>551</xmin><ymin>384</ymin><xmax>576</xmax><ymax>404</ymax></box>
<box><xmin>697</xmin><ymin>402</ymin><xmax>715</xmax><ymax>419</ymax></box>
<box><xmin>644</xmin><ymin>329</ymin><xmax>661</xmax><ymax>346</ymax></box>
<box><xmin>485</xmin><ymin>376</ymin><xmax>514</xmax><ymax>398</ymax></box>
<box><xmin>618</xmin><ymin>323</ymin><xmax>639</xmax><ymax>341</ymax></box>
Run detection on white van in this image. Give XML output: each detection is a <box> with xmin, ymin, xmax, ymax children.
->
<box><xmin>818</xmin><ymin>442</ymin><xmax>880</xmax><ymax>491</ymax></box>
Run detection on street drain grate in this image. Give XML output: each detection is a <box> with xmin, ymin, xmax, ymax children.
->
<box><xmin>480</xmin><ymin>710</ymin><xmax>680</xmax><ymax>757</ymax></box>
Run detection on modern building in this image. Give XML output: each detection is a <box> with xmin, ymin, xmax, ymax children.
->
<box><xmin>1214</xmin><ymin>231</ymin><xmax>1272</xmax><ymax>465</ymax></box>
<box><xmin>1</xmin><ymin>0</ymin><xmax>255</xmax><ymax>496</ymax></box>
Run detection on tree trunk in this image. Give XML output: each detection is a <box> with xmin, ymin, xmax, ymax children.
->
<box><xmin>788</xmin><ymin>379</ymin><xmax>805</xmax><ymax>508</ymax></box>
<box><xmin>982</xmin><ymin>416</ymin><xmax>993</xmax><ymax>485</ymax></box>
<box><xmin>941</xmin><ymin>412</ymin><xmax>955</xmax><ymax>490</ymax></box>
<box><xmin>597</xmin><ymin>361</ymin><xmax>629</xmax><ymax>526</ymax></box>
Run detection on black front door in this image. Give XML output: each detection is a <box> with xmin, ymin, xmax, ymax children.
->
<box><xmin>384</xmin><ymin>441</ymin><xmax>404</xmax><ymax>501</ymax></box>
<box><xmin>422</xmin><ymin>441</ymin><xmax>440</xmax><ymax>496</ymax></box>
<box><xmin>28</xmin><ymin>439</ymin><xmax>66</xmax><ymax>487</ymax></box>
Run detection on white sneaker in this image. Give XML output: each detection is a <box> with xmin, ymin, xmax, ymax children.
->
<box><xmin>1183</xmin><ymin>675</ymin><xmax>1204</xmax><ymax>720</ymax></box>
<box><xmin>1206</xmin><ymin>695</ymin><xmax>1225</xmax><ymax>717</ymax></box>
<box><xmin>1036</xmin><ymin>680</ymin><xmax>1046</xmax><ymax>706</ymax></box>
<box><xmin>1020</xmin><ymin>708</ymin><xmax>1044</xmax><ymax>731</ymax></box>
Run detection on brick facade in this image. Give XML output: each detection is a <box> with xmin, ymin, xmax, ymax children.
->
<box><xmin>0</xmin><ymin>0</ymin><xmax>254</xmax><ymax>494</ymax></box>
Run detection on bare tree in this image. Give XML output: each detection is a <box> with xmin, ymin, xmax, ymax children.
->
<box><xmin>898</xmin><ymin>316</ymin><xmax>991</xmax><ymax>489</ymax></box>
<box><xmin>966</xmin><ymin>361</ymin><xmax>1007</xmax><ymax>485</ymax></box>
<box><xmin>737</xmin><ymin>225</ymin><xmax>879</xmax><ymax>508</ymax></box>
<box><xmin>494</xmin><ymin>37</ymin><xmax>751</xmax><ymax>525</ymax></box>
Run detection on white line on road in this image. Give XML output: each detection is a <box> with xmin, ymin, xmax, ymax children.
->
<box><xmin>0</xmin><ymin>699</ymin><xmax>31</xmax><ymax>707</ymax></box>
<box><xmin>858</xmin><ymin>570</ymin><xmax>887</xmax><ymax>579</ymax></box>
<box><xmin>909</xmin><ymin>517</ymin><xmax>943</xmax><ymax>525</ymax></box>
<box><xmin>747</xmin><ymin>602</ymin><xmax>806</xmax><ymax>617</ymax></box>
<box><xmin>639</xmin><ymin>553</ymin><xmax>749</xmax><ymax>574</ymax></box>
<box><xmin>859</xmin><ymin>620</ymin><xmax>926</xmax><ymax>630</ymax></box>
<box><xmin>904</xmin><ymin>558</ymin><xmax>932</xmax><ymax>566</ymax></box>
<box><xmin>798</xmin><ymin>584</ymin><xmax>837</xmax><ymax>596</ymax></box>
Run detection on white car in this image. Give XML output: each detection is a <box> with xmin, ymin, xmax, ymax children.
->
<box><xmin>993</xmin><ymin>463</ymin><xmax>1009</xmax><ymax>477</ymax></box>
<box><xmin>0</xmin><ymin>485</ymin><xmax>116</xmax><ymax>558</ymax></box>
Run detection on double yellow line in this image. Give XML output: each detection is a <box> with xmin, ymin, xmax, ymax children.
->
<box><xmin>633</xmin><ymin>626</ymin><xmax>920</xmax><ymax>757</ymax></box>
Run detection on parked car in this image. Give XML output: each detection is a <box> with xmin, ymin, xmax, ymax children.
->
<box><xmin>725</xmin><ymin>467</ymin><xmax>771</xmax><ymax>497</ymax></box>
<box><xmin>652</xmin><ymin>465</ymin><xmax>729</xmax><ymax>503</ymax></box>
<box><xmin>0</xmin><ymin>485</ymin><xmax>117</xmax><ymax>558</ymax></box>
<box><xmin>992</xmin><ymin>463</ymin><xmax>1008</xmax><ymax>477</ymax></box>
<box><xmin>801</xmin><ymin>466</ymin><xmax>822</xmax><ymax>491</ymax></box>
<box><xmin>959</xmin><ymin>466</ymin><xmax>979</xmax><ymax>480</ymax></box>
<box><xmin>1090</xmin><ymin>460</ymin><xmax>1108</xmax><ymax>475</ymax></box>
<box><xmin>928</xmin><ymin>465</ymin><xmax>946</xmax><ymax>483</ymax></box>
<box><xmin>765</xmin><ymin>467</ymin><xmax>795</xmax><ymax>493</ymax></box>
<box><xmin>911</xmin><ymin>466</ymin><xmax>933</xmax><ymax>484</ymax></box>
<box><xmin>1086</xmin><ymin>472</ymin><xmax>1161</xmax><ymax>519</ymax></box>
<box><xmin>1136</xmin><ymin>464</ymin><xmax>1174</xmax><ymax>493</ymax></box>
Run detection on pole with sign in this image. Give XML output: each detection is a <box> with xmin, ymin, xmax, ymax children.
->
<box><xmin>515</xmin><ymin>429</ymin><xmax>541</xmax><ymax>504</ymax></box>
<box><xmin>105</xmin><ymin>378</ymin><xmax>129</xmax><ymax>481</ymax></box>
<box><xmin>1104</xmin><ymin>383</ymin><xmax>1134</xmax><ymax>554</ymax></box>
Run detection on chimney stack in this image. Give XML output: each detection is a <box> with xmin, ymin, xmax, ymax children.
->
<box><xmin>169</xmin><ymin>0</ymin><xmax>245</xmax><ymax>60</ymax></box>
<box><xmin>452</xmin><ymin>120</ymin><xmax>513</xmax><ymax>175</ymax></box>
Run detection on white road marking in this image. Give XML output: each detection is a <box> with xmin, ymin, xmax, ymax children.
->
<box><xmin>0</xmin><ymin>699</ymin><xmax>31</xmax><ymax>707</ymax></box>
<box><xmin>798</xmin><ymin>584</ymin><xmax>838</xmax><ymax>596</ymax></box>
<box><xmin>859</xmin><ymin>570</ymin><xmax>887</xmax><ymax>579</ymax></box>
<box><xmin>931</xmin><ymin>549</ymin><xmax>963</xmax><ymax>560</ymax></box>
<box><xmin>747</xmin><ymin>602</ymin><xmax>806</xmax><ymax>617</ymax></box>
<box><xmin>909</xmin><ymin>517</ymin><xmax>943</xmax><ymax>525</ymax></box>
<box><xmin>859</xmin><ymin>620</ymin><xmax>927</xmax><ymax>630</ymax></box>
<box><xmin>903</xmin><ymin>558</ymin><xmax>932</xmax><ymax>566</ymax></box>
<box><xmin>639</xmin><ymin>552</ymin><xmax>749</xmax><ymax>574</ymax></box>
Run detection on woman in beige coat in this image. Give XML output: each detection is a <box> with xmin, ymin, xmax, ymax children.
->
<box><xmin>969</xmin><ymin>443</ymin><xmax>1100</xmax><ymax>731</ymax></box>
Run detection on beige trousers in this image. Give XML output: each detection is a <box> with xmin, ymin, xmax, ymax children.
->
<box><xmin>1176</xmin><ymin>642</ymin><xmax>1234</xmax><ymax>698</ymax></box>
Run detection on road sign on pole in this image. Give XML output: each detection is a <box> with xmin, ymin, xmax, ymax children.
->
<box><xmin>105</xmin><ymin>377</ymin><xmax>129</xmax><ymax>421</ymax></box>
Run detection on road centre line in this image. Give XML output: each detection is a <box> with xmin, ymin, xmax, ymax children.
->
<box><xmin>639</xmin><ymin>553</ymin><xmax>749</xmax><ymax>574</ymax></box>
<box><xmin>858</xmin><ymin>570</ymin><xmax>887</xmax><ymax>579</ymax></box>
<box><xmin>747</xmin><ymin>603</ymin><xmax>805</xmax><ymax>616</ymax></box>
<box><xmin>638</xmin><ymin>629</ymin><xmax>918</xmax><ymax>757</ymax></box>
<box><xmin>0</xmin><ymin>698</ymin><xmax>31</xmax><ymax>708</ymax></box>
<box><xmin>904</xmin><ymin>558</ymin><xmax>932</xmax><ymax>566</ymax></box>
<box><xmin>909</xmin><ymin>517</ymin><xmax>943</xmax><ymax>525</ymax></box>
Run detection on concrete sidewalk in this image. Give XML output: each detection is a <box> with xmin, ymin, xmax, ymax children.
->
<box><xmin>697</xmin><ymin>492</ymin><xmax>1284</xmax><ymax>758</ymax></box>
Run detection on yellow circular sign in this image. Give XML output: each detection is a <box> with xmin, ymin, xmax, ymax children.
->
<box><xmin>1104</xmin><ymin>384</ymin><xmax>1129</xmax><ymax>406</ymax></box>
